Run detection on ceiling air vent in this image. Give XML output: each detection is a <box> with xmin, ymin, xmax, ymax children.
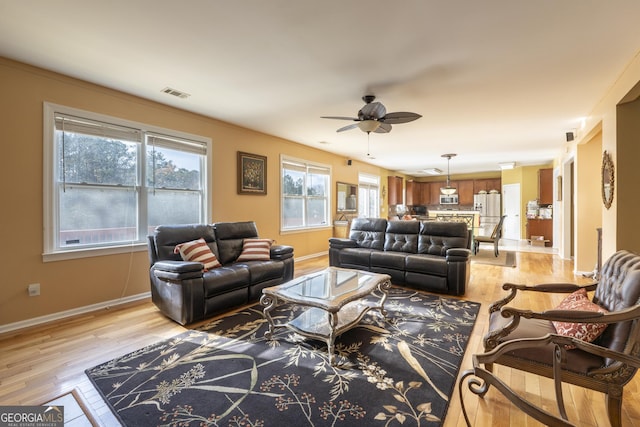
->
<box><xmin>161</xmin><ymin>87</ymin><xmax>190</xmax><ymax>99</ymax></box>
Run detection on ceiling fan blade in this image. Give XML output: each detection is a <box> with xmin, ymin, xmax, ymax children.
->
<box><xmin>381</xmin><ymin>112</ymin><xmax>422</xmax><ymax>124</ymax></box>
<box><xmin>359</xmin><ymin>101</ymin><xmax>386</xmax><ymax>119</ymax></box>
<box><xmin>336</xmin><ymin>123</ymin><xmax>360</xmax><ymax>132</ymax></box>
<box><xmin>321</xmin><ymin>116</ymin><xmax>359</xmax><ymax>121</ymax></box>
<box><xmin>374</xmin><ymin>123</ymin><xmax>392</xmax><ymax>133</ymax></box>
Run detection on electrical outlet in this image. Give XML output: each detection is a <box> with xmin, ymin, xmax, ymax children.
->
<box><xmin>28</xmin><ymin>283</ymin><xmax>40</xmax><ymax>296</ymax></box>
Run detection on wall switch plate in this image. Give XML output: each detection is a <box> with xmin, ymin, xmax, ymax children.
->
<box><xmin>28</xmin><ymin>283</ymin><xmax>40</xmax><ymax>296</ymax></box>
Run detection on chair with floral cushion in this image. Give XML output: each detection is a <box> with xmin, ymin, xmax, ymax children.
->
<box><xmin>458</xmin><ymin>250</ymin><xmax>640</xmax><ymax>427</ymax></box>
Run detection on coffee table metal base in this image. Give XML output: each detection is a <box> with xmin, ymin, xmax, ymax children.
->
<box><xmin>260</xmin><ymin>271</ymin><xmax>390</xmax><ymax>365</ymax></box>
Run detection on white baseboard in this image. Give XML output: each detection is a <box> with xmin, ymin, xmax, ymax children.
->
<box><xmin>0</xmin><ymin>292</ymin><xmax>151</xmax><ymax>335</ymax></box>
<box><xmin>1</xmin><ymin>253</ymin><xmax>329</xmax><ymax>334</ymax></box>
<box><xmin>294</xmin><ymin>251</ymin><xmax>328</xmax><ymax>262</ymax></box>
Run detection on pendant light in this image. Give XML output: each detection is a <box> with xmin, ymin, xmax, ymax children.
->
<box><xmin>440</xmin><ymin>153</ymin><xmax>457</xmax><ymax>195</ymax></box>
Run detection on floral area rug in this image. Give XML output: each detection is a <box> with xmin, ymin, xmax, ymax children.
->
<box><xmin>86</xmin><ymin>287</ymin><xmax>480</xmax><ymax>426</ymax></box>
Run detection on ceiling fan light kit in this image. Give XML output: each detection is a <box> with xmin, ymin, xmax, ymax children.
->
<box><xmin>322</xmin><ymin>95</ymin><xmax>421</xmax><ymax>134</ymax></box>
<box><xmin>440</xmin><ymin>153</ymin><xmax>457</xmax><ymax>195</ymax></box>
<box><xmin>357</xmin><ymin>120</ymin><xmax>381</xmax><ymax>133</ymax></box>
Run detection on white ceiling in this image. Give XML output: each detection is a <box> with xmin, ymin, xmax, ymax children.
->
<box><xmin>2</xmin><ymin>1</ymin><xmax>639</xmax><ymax>175</ymax></box>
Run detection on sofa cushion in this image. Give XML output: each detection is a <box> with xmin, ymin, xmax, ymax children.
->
<box><xmin>371</xmin><ymin>251</ymin><xmax>408</xmax><ymax>270</ymax></box>
<box><xmin>238</xmin><ymin>260</ymin><xmax>284</xmax><ymax>284</ymax></box>
<box><xmin>418</xmin><ymin>221</ymin><xmax>468</xmax><ymax>254</ymax></box>
<box><xmin>489</xmin><ymin>309</ymin><xmax>605</xmax><ymax>374</ymax></box>
<box><xmin>174</xmin><ymin>238</ymin><xmax>222</xmax><ymax>271</ymax></box>
<box><xmin>236</xmin><ymin>238</ymin><xmax>273</xmax><ymax>262</ymax></box>
<box><xmin>552</xmin><ymin>289</ymin><xmax>608</xmax><ymax>345</ymax></box>
<box><xmin>215</xmin><ymin>221</ymin><xmax>260</xmax><ymax>264</ymax></box>
<box><xmin>339</xmin><ymin>248</ymin><xmax>374</xmax><ymax>268</ymax></box>
<box><xmin>154</xmin><ymin>224</ymin><xmax>217</xmax><ymax>261</ymax></box>
<box><xmin>349</xmin><ymin>218</ymin><xmax>387</xmax><ymax>251</ymax></box>
<box><xmin>384</xmin><ymin>220</ymin><xmax>419</xmax><ymax>253</ymax></box>
<box><xmin>405</xmin><ymin>254</ymin><xmax>448</xmax><ymax>276</ymax></box>
<box><xmin>202</xmin><ymin>266</ymin><xmax>251</xmax><ymax>297</ymax></box>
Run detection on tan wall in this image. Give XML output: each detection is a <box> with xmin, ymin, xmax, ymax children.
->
<box><xmin>575</xmin><ymin>132</ymin><xmax>602</xmax><ymax>272</ymax></box>
<box><xmin>616</xmin><ymin>96</ymin><xmax>640</xmax><ymax>254</ymax></box>
<box><xmin>570</xmin><ymin>51</ymin><xmax>640</xmax><ymax>261</ymax></box>
<box><xmin>0</xmin><ymin>58</ymin><xmax>389</xmax><ymax>325</ymax></box>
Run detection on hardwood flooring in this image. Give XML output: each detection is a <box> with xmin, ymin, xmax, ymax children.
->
<box><xmin>1</xmin><ymin>251</ymin><xmax>639</xmax><ymax>426</ymax></box>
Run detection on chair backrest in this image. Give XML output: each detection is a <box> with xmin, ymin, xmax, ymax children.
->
<box><xmin>490</xmin><ymin>215</ymin><xmax>507</xmax><ymax>239</ymax></box>
<box><xmin>592</xmin><ymin>250</ymin><xmax>640</xmax><ymax>359</ymax></box>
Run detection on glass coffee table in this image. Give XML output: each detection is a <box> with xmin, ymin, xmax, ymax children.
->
<box><xmin>260</xmin><ymin>267</ymin><xmax>391</xmax><ymax>365</ymax></box>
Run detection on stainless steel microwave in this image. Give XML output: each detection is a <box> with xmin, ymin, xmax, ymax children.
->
<box><xmin>440</xmin><ymin>194</ymin><xmax>459</xmax><ymax>204</ymax></box>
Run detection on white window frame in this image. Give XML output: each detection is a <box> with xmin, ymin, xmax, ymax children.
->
<box><xmin>358</xmin><ymin>173</ymin><xmax>381</xmax><ymax>218</ymax></box>
<box><xmin>280</xmin><ymin>155</ymin><xmax>332</xmax><ymax>232</ymax></box>
<box><xmin>43</xmin><ymin>103</ymin><xmax>212</xmax><ymax>262</ymax></box>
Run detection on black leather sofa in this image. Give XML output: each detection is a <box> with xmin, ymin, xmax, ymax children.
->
<box><xmin>147</xmin><ymin>221</ymin><xmax>294</xmax><ymax>324</ymax></box>
<box><xmin>329</xmin><ymin>218</ymin><xmax>470</xmax><ymax>295</ymax></box>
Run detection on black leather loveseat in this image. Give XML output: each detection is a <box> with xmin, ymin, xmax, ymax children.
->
<box><xmin>329</xmin><ymin>218</ymin><xmax>470</xmax><ymax>295</ymax></box>
<box><xmin>148</xmin><ymin>221</ymin><xmax>294</xmax><ymax>324</ymax></box>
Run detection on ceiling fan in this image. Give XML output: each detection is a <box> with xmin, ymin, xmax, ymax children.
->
<box><xmin>322</xmin><ymin>95</ymin><xmax>422</xmax><ymax>133</ymax></box>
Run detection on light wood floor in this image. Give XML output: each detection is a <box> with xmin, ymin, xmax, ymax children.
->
<box><xmin>1</xmin><ymin>251</ymin><xmax>639</xmax><ymax>426</ymax></box>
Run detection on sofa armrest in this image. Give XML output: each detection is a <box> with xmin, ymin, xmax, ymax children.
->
<box><xmin>446</xmin><ymin>248</ymin><xmax>471</xmax><ymax>262</ymax></box>
<box><xmin>271</xmin><ymin>244</ymin><xmax>294</xmax><ymax>261</ymax></box>
<box><xmin>329</xmin><ymin>237</ymin><xmax>358</xmax><ymax>249</ymax></box>
<box><xmin>152</xmin><ymin>260</ymin><xmax>203</xmax><ymax>281</ymax></box>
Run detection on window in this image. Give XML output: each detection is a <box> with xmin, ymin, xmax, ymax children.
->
<box><xmin>358</xmin><ymin>173</ymin><xmax>380</xmax><ymax>218</ymax></box>
<box><xmin>43</xmin><ymin>103</ymin><xmax>210</xmax><ymax>260</ymax></box>
<box><xmin>281</xmin><ymin>156</ymin><xmax>331</xmax><ymax>231</ymax></box>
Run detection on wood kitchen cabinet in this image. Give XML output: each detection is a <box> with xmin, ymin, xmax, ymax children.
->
<box><xmin>419</xmin><ymin>182</ymin><xmax>431</xmax><ymax>205</ymax></box>
<box><xmin>406</xmin><ymin>181</ymin><xmax>431</xmax><ymax>206</ymax></box>
<box><xmin>527</xmin><ymin>218</ymin><xmax>553</xmax><ymax>246</ymax></box>
<box><xmin>406</xmin><ymin>180</ymin><xmax>415</xmax><ymax>206</ymax></box>
<box><xmin>429</xmin><ymin>182</ymin><xmax>443</xmax><ymax>204</ymax></box>
<box><xmin>387</xmin><ymin>176</ymin><xmax>404</xmax><ymax>205</ymax></box>
<box><xmin>457</xmin><ymin>180</ymin><xmax>475</xmax><ymax>206</ymax></box>
<box><xmin>538</xmin><ymin>168</ymin><xmax>553</xmax><ymax>205</ymax></box>
<box><xmin>473</xmin><ymin>178</ymin><xmax>502</xmax><ymax>193</ymax></box>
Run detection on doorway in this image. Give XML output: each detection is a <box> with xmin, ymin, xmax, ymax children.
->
<box><xmin>502</xmin><ymin>183</ymin><xmax>521</xmax><ymax>240</ymax></box>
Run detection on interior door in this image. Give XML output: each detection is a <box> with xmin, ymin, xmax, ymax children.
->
<box><xmin>502</xmin><ymin>183</ymin><xmax>521</xmax><ymax>240</ymax></box>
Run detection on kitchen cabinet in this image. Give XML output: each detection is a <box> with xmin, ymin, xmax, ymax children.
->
<box><xmin>387</xmin><ymin>176</ymin><xmax>403</xmax><ymax>205</ymax></box>
<box><xmin>419</xmin><ymin>182</ymin><xmax>431</xmax><ymax>205</ymax></box>
<box><xmin>406</xmin><ymin>181</ymin><xmax>431</xmax><ymax>206</ymax></box>
<box><xmin>457</xmin><ymin>180</ymin><xmax>475</xmax><ymax>206</ymax></box>
<box><xmin>538</xmin><ymin>168</ymin><xmax>553</xmax><ymax>205</ymax></box>
<box><xmin>527</xmin><ymin>218</ymin><xmax>553</xmax><ymax>246</ymax></box>
<box><xmin>406</xmin><ymin>180</ymin><xmax>415</xmax><ymax>206</ymax></box>
<box><xmin>473</xmin><ymin>178</ymin><xmax>502</xmax><ymax>193</ymax></box>
<box><xmin>429</xmin><ymin>182</ymin><xmax>443</xmax><ymax>205</ymax></box>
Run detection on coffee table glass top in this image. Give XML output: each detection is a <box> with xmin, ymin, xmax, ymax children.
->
<box><xmin>271</xmin><ymin>267</ymin><xmax>379</xmax><ymax>302</ymax></box>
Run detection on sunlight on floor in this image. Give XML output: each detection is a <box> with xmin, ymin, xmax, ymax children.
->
<box><xmin>499</xmin><ymin>239</ymin><xmax>556</xmax><ymax>254</ymax></box>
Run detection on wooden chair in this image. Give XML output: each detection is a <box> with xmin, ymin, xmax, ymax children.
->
<box><xmin>472</xmin><ymin>214</ymin><xmax>506</xmax><ymax>257</ymax></box>
<box><xmin>458</xmin><ymin>250</ymin><xmax>640</xmax><ymax>427</ymax></box>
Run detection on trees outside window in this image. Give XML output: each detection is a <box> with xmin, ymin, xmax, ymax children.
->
<box><xmin>44</xmin><ymin>104</ymin><xmax>209</xmax><ymax>257</ymax></box>
<box><xmin>281</xmin><ymin>157</ymin><xmax>330</xmax><ymax>230</ymax></box>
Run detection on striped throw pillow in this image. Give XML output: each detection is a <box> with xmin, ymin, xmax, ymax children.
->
<box><xmin>174</xmin><ymin>238</ymin><xmax>222</xmax><ymax>271</ymax></box>
<box><xmin>235</xmin><ymin>238</ymin><xmax>273</xmax><ymax>262</ymax></box>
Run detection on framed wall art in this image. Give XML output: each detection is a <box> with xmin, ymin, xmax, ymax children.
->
<box><xmin>237</xmin><ymin>151</ymin><xmax>267</xmax><ymax>195</ymax></box>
